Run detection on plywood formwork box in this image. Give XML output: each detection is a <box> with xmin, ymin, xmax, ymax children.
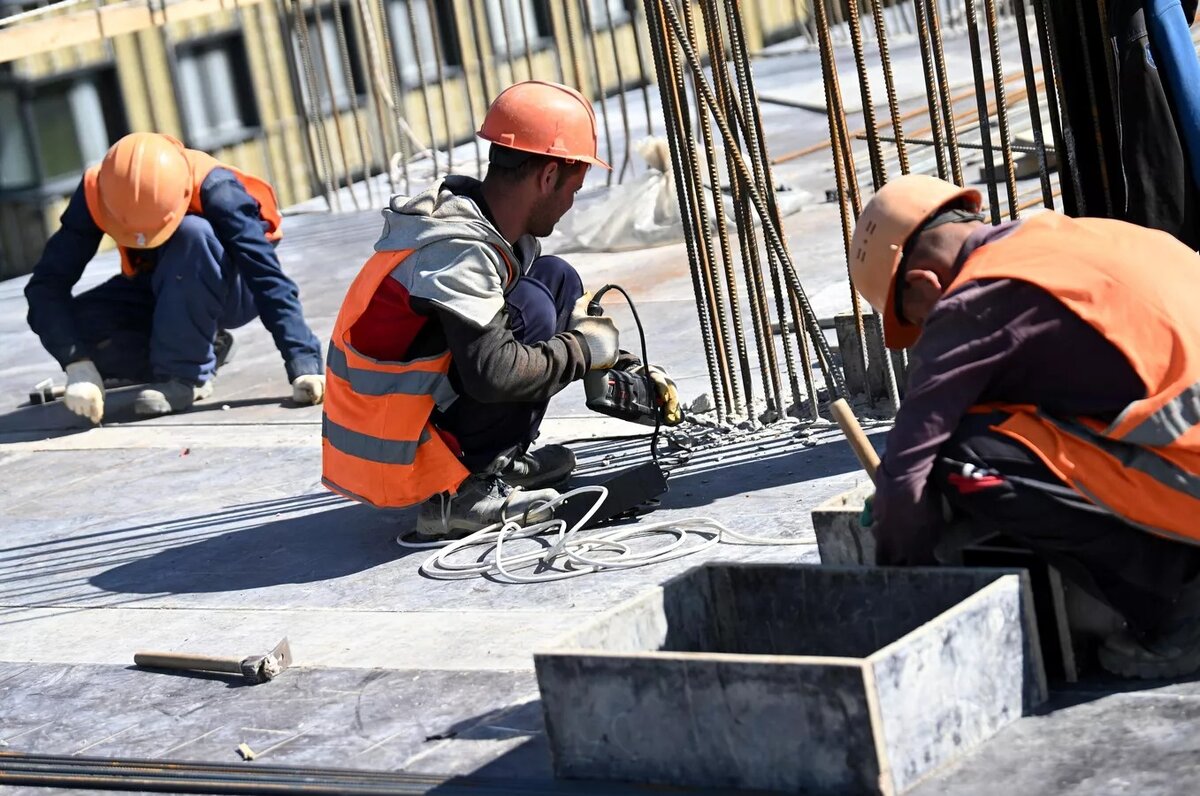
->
<box><xmin>535</xmin><ymin>563</ymin><xmax>1046</xmax><ymax>794</ymax></box>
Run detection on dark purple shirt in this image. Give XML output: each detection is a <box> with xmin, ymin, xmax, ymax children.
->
<box><xmin>872</xmin><ymin>220</ymin><xmax>1147</xmax><ymax>564</ymax></box>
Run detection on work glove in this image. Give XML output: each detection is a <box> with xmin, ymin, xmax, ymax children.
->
<box><xmin>632</xmin><ymin>364</ymin><xmax>682</xmax><ymax>425</ymax></box>
<box><xmin>292</xmin><ymin>373</ymin><xmax>326</xmax><ymax>405</ymax></box>
<box><xmin>64</xmin><ymin>359</ymin><xmax>105</xmax><ymax>424</ymax></box>
<box><xmin>572</xmin><ymin>316</ymin><xmax>619</xmax><ymax>370</ymax></box>
<box><xmin>860</xmin><ymin>493</ymin><xmax>874</xmax><ymax>528</ymax></box>
<box><xmin>569</xmin><ymin>291</ymin><xmax>593</xmax><ymax>328</ymax></box>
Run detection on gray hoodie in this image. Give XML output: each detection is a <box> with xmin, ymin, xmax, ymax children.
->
<box><xmin>369</xmin><ymin>175</ymin><xmax>591</xmax><ymax>404</ymax></box>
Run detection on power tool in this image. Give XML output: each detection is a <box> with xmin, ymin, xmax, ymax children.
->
<box><xmin>582</xmin><ymin>285</ymin><xmax>662</xmax><ymax>427</ymax></box>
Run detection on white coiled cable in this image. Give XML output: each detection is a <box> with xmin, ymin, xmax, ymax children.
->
<box><xmin>396</xmin><ymin>485</ymin><xmax>810</xmax><ymax>583</ymax></box>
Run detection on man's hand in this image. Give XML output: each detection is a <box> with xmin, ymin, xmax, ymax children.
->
<box><xmin>633</xmin><ymin>364</ymin><xmax>682</xmax><ymax>425</ymax></box>
<box><xmin>573</xmin><ymin>316</ymin><xmax>619</xmax><ymax>369</ymax></box>
<box><xmin>860</xmin><ymin>493</ymin><xmax>874</xmax><ymax>528</ymax></box>
<box><xmin>64</xmin><ymin>359</ymin><xmax>104</xmax><ymax>424</ymax></box>
<box><xmin>569</xmin><ymin>291</ymin><xmax>593</xmax><ymax>328</ymax></box>
<box><xmin>292</xmin><ymin>374</ymin><xmax>326</xmax><ymax>405</ymax></box>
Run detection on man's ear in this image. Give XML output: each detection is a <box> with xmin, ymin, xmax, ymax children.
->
<box><xmin>905</xmin><ymin>267</ymin><xmax>943</xmax><ymax>293</ymax></box>
<box><xmin>538</xmin><ymin>161</ymin><xmax>559</xmax><ymax>194</ymax></box>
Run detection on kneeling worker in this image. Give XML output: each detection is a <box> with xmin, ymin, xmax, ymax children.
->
<box><xmin>322</xmin><ymin>80</ymin><xmax>677</xmax><ymax>537</ymax></box>
<box><xmin>853</xmin><ymin>174</ymin><xmax>1200</xmax><ymax>679</ymax></box>
<box><xmin>25</xmin><ymin>132</ymin><xmax>326</xmax><ymax>422</ymax></box>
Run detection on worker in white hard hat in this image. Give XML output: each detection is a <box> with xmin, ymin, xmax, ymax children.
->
<box><xmin>320</xmin><ymin>80</ymin><xmax>679</xmax><ymax>540</ymax></box>
<box><xmin>852</xmin><ymin>173</ymin><xmax>1200</xmax><ymax>679</ymax></box>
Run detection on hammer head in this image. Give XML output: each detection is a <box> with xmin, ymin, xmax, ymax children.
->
<box><xmin>239</xmin><ymin>637</ymin><xmax>292</xmax><ymax>684</ymax></box>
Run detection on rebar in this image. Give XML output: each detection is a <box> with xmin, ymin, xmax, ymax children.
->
<box><xmin>1012</xmin><ymin>0</ymin><xmax>1055</xmax><ymax>208</ymax></box>
<box><xmin>912</xmin><ymin>0</ymin><xmax>950</xmax><ymax>181</ymax></box>
<box><xmin>964</xmin><ymin>0</ymin><xmax>1002</xmax><ymax>222</ymax></box>
<box><xmin>926</xmin><ymin>0</ymin><xmax>964</xmax><ymax>185</ymax></box>
<box><xmin>983</xmin><ymin>0</ymin><xmax>1019</xmax><ymax>217</ymax></box>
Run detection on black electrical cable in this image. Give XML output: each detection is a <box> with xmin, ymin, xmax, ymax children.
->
<box><xmin>588</xmin><ymin>284</ymin><xmax>663</xmax><ymax>469</ymax></box>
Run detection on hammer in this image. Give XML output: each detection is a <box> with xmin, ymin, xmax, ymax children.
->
<box><xmin>134</xmin><ymin>638</ymin><xmax>292</xmax><ymax>685</ymax></box>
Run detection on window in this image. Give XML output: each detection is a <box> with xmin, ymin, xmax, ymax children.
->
<box><xmin>387</xmin><ymin>0</ymin><xmax>461</xmax><ymax>87</ymax></box>
<box><xmin>484</xmin><ymin>0</ymin><xmax>552</xmax><ymax>57</ymax></box>
<box><xmin>291</xmin><ymin>3</ymin><xmax>366</xmax><ymax>115</ymax></box>
<box><xmin>589</xmin><ymin>0</ymin><xmax>632</xmax><ymax>29</ymax></box>
<box><xmin>0</xmin><ymin>68</ymin><xmax>127</xmax><ymax>192</ymax></box>
<box><xmin>176</xmin><ymin>34</ymin><xmax>260</xmax><ymax>150</ymax></box>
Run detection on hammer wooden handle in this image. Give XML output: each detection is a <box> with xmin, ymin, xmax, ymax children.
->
<box><xmin>831</xmin><ymin>398</ymin><xmax>880</xmax><ymax>483</ymax></box>
<box><xmin>134</xmin><ymin>651</ymin><xmax>243</xmax><ymax>674</ymax></box>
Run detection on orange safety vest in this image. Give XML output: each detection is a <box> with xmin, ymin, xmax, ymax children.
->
<box><xmin>947</xmin><ymin>212</ymin><xmax>1200</xmax><ymax>545</ymax></box>
<box><xmin>321</xmin><ymin>250</ymin><xmax>472</xmax><ymax>509</ymax></box>
<box><xmin>82</xmin><ymin>149</ymin><xmax>282</xmax><ymax>278</ymax></box>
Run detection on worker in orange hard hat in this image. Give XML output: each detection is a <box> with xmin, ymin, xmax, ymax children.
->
<box><xmin>321</xmin><ymin>80</ymin><xmax>679</xmax><ymax>537</ymax></box>
<box><xmin>851</xmin><ymin>173</ymin><xmax>1200</xmax><ymax>679</ymax></box>
<box><xmin>25</xmin><ymin>132</ymin><xmax>325</xmax><ymax>423</ymax></box>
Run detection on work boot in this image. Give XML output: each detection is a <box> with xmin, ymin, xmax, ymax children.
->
<box><xmin>1099</xmin><ymin>578</ymin><xmax>1200</xmax><ymax>679</ymax></box>
<box><xmin>414</xmin><ymin>473</ymin><xmax>560</xmax><ymax>540</ymax></box>
<box><xmin>134</xmin><ymin>379</ymin><xmax>214</xmax><ymax>417</ymax></box>
<box><xmin>500</xmin><ymin>444</ymin><xmax>576</xmax><ymax>489</ymax></box>
<box><xmin>214</xmin><ymin>330</ymin><xmax>238</xmax><ymax>372</ymax></box>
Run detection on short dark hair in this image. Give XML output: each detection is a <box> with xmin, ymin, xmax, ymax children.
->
<box><xmin>485</xmin><ymin>144</ymin><xmax>587</xmax><ymax>189</ymax></box>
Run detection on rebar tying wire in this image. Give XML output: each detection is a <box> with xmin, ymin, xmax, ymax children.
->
<box><xmin>1012</xmin><ymin>0</ymin><xmax>1055</xmax><ymax>209</ymax></box>
<box><xmin>911</xmin><ymin>0</ymin><xmax>950</xmax><ymax>182</ymax></box>
<box><xmin>643</xmin><ymin>0</ymin><xmax>728</xmax><ymax>423</ymax></box>
<box><xmin>983</xmin><ymin>0</ymin><xmax>1020</xmax><ymax>218</ymax></box>
<box><xmin>330</xmin><ymin>0</ymin><xmax>376</xmax><ymax>207</ymax></box>
<box><xmin>926</xmin><ymin>0</ymin><xmax>965</xmax><ymax>186</ymax></box>
<box><xmin>577</xmin><ymin>0</ymin><xmax>616</xmax><ymax>187</ymax></box>
<box><xmin>309</xmin><ymin>0</ymin><xmax>360</xmax><ymax>210</ymax></box>
<box><xmin>650</xmin><ymin>0</ymin><xmax>847</xmax><ymax>402</ymax></box>
<box><xmin>405</xmin><ymin>0</ymin><xmax>439</xmax><ymax>180</ymax></box>
<box><xmin>290</xmin><ymin>0</ymin><xmax>341</xmax><ymax>211</ymax></box>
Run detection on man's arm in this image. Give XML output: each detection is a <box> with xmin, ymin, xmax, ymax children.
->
<box><xmin>427</xmin><ymin>301</ymin><xmax>591</xmax><ymax>403</ymax></box>
<box><xmin>25</xmin><ymin>182</ymin><xmax>105</xmax><ymax>368</ymax></box>
<box><xmin>872</xmin><ymin>280</ymin><xmax>1019</xmax><ymax>564</ymax></box>
<box><xmin>200</xmin><ymin>168</ymin><xmax>323</xmax><ymax>382</ymax></box>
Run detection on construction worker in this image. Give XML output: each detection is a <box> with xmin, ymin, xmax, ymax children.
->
<box><xmin>321</xmin><ymin>80</ymin><xmax>679</xmax><ymax>538</ymax></box>
<box><xmin>852</xmin><ymin>173</ymin><xmax>1200</xmax><ymax>680</ymax></box>
<box><xmin>25</xmin><ymin>132</ymin><xmax>325</xmax><ymax>422</ymax></box>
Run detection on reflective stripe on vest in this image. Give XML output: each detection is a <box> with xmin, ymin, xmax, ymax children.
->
<box><xmin>947</xmin><ymin>213</ymin><xmax>1200</xmax><ymax>544</ymax></box>
<box><xmin>322</xmin><ymin>415</ymin><xmax>430</xmax><ymax>465</ymax></box>
<box><xmin>1110</xmin><ymin>380</ymin><xmax>1200</xmax><ymax>447</ymax></box>
<box><xmin>325</xmin><ymin>345</ymin><xmax>457</xmax><ymax>409</ymax></box>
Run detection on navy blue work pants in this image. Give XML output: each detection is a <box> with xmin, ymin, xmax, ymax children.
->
<box><xmin>72</xmin><ymin>216</ymin><xmax>257</xmax><ymax>385</ymax></box>
<box><xmin>437</xmin><ymin>255</ymin><xmax>583</xmax><ymax>472</ymax></box>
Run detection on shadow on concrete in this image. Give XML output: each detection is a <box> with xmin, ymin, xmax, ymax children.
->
<box><xmin>87</xmin><ymin>495</ymin><xmax>414</xmax><ymax>595</ymax></box>
<box><xmin>121</xmin><ymin>664</ymin><xmax>254</xmax><ymax>689</ymax></box>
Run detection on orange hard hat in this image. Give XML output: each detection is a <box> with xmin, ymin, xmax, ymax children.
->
<box><xmin>95</xmin><ymin>132</ymin><xmax>193</xmax><ymax>250</ymax></box>
<box><xmin>478</xmin><ymin>80</ymin><xmax>611</xmax><ymax>170</ymax></box>
<box><xmin>849</xmin><ymin>174</ymin><xmax>982</xmax><ymax>350</ymax></box>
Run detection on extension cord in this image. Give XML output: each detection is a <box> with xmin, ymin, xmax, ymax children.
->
<box><xmin>396</xmin><ymin>484</ymin><xmax>809</xmax><ymax>583</ymax></box>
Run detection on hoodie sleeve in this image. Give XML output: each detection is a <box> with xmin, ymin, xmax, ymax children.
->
<box><xmin>411</xmin><ymin>297</ymin><xmax>590</xmax><ymax>402</ymax></box>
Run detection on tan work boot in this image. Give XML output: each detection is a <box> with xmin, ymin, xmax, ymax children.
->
<box><xmin>414</xmin><ymin>473</ymin><xmax>560</xmax><ymax>540</ymax></box>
